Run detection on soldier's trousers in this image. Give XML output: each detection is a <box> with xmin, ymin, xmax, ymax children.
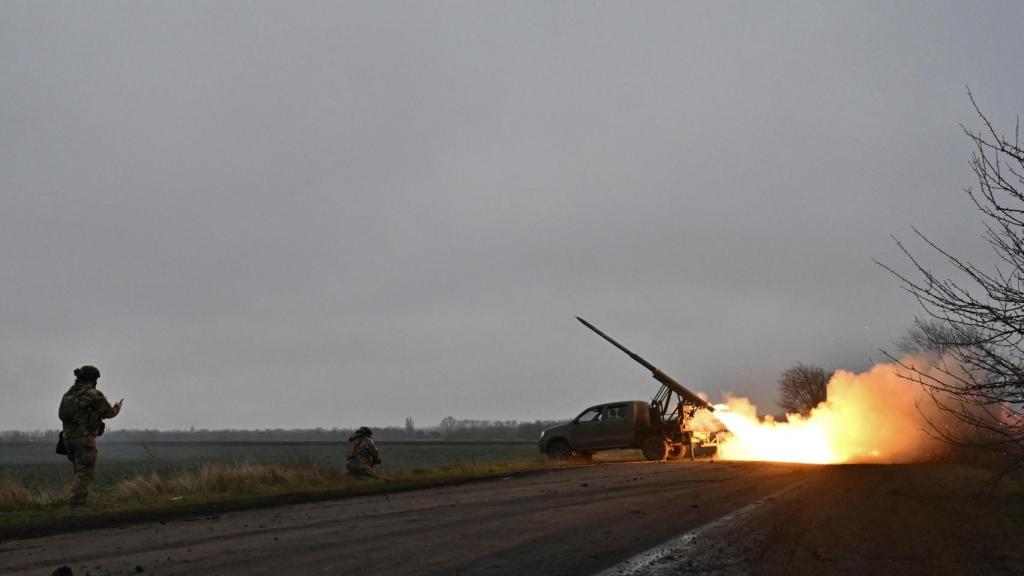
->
<box><xmin>65</xmin><ymin>438</ymin><xmax>97</xmax><ymax>505</ymax></box>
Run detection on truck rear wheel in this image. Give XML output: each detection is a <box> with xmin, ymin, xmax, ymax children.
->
<box><xmin>668</xmin><ymin>444</ymin><xmax>687</xmax><ymax>460</ymax></box>
<box><xmin>642</xmin><ymin>436</ymin><xmax>668</xmax><ymax>461</ymax></box>
<box><xmin>546</xmin><ymin>440</ymin><xmax>572</xmax><ymax>460</ymax></box>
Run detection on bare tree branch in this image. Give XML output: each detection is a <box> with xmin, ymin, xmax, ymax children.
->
<box><xmin>778</xmin><ymin>363</ymin><xmax>832</xmax><ymax>416</ymax></box>
<box><xmin>881</xmin><ymin>90</ymin><xmax>1024</xmax><ymax>478</ymax></box>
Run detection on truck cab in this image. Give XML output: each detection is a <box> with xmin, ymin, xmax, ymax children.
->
<box><xmin>539</xmin><ymin>397</ymin><xmax>718</xmax><ymax>461</ymax></box>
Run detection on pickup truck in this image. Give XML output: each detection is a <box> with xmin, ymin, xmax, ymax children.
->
<box><xmin>538</xmin><ymin>400</ymin><xmax>701</xmax><ymax>461</ymax></box>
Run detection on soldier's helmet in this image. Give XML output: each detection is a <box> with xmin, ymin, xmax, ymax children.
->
<box><xmin>74</xmin><ymin>365</ymin><xmax>101</xmax><ymax>382</ymax></box>
<box><xmin>356</xmin><ymin>426</ymin><xmax>373</xmax><ymax>437</ymax></box>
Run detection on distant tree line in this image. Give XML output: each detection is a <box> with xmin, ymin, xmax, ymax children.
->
<box><xmin>0</xmin><ymin>417</ymin><xmax>565</xmax><ymax>444</ymax></box>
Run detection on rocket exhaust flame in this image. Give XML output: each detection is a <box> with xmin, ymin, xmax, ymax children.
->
<box><xmin>698</xmin><ymin>358</ymin><xmax>968</xmax><ymax>464</ymax></box>
<box><xmin>712</xmin><ymin>403</ymin><xmax>840</xmax><ymax>464</ymax></box>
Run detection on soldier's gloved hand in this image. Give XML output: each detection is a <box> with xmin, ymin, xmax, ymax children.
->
<box><xmin>112</xmin><ymin>399</ymin><xmax>124</xmax><ymax>416</ymax></box>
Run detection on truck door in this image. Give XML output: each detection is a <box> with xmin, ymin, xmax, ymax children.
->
<box><xmin>569</xmin><ymin>406</ymin><xmax>604</xmax><ymax>451</ymax></box>
<box><xmin>598</xmin><ymin>403</ymin><xmax>635</xmax><ymax>448</ymax></box>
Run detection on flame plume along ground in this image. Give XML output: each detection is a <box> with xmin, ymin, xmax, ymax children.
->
<box><xmin>695</xmin><ymin>358</ymin><xmax>960</xmax><ymax>464</ymax></box>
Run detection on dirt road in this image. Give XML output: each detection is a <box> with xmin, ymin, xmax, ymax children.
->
<box><xmin>1</xmin><ymin>461</ymin><xmax>1020</xmax><ymax>576</ymax></box>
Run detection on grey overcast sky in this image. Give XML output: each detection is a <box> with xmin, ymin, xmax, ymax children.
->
<box><xmin>2</xmin><ymin>1</ymin><xmax>1022</xmax><ymax>431</ymax></box>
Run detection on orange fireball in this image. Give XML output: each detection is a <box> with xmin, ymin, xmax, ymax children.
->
<box><xmin>705</xmin><ymin>359</ymin><xmax>957</xmax><ymax>464</ymax></box>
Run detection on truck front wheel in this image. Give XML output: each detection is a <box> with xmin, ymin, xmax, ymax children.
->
<box><xmin>642</xmin><ymin>436</ymin><xmax>669</xmax><ymax>461</ymax></box>
<box><xmin>546</xmin><ymin>440</ymin><xmax>572</xmax><ymax>460</ymax></box>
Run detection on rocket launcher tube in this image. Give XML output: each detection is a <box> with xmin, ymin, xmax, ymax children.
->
<box><xmin>652</xmin><ymin>368</ymin><xmax>715</xmax><ymax>412</ymax></box>
<box><xmin>576</xmin><ymin>316</ymin><xmax>715</xmax><ymax>412</ymax></box>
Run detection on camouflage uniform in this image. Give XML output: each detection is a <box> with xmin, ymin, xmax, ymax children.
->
<box><xmin>59</xmin><ymin>372</ymin><xmax>120</xmax><ymax>506</ymax></box>
<box><xmin>346</xmin><ymin>429</ymin><xmax>381</xmax><ymax>478</ymax></box>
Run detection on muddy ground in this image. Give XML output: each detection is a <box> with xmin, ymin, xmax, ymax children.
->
<box><xmin>1</xmin><ymin>461</ymin><xmax>1020</xmax><ymax>576</ymax></box>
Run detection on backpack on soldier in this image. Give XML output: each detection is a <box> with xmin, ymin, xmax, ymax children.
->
<box><xmin>56</xmin><ymin>389</ymin><xmax>81</xmax><ymax>457</ymax></box>
<box><xmin>58</xmin><ymin>389</ymin><xmax>82</xmax><ymax>424</ymax></box>
<box><xmin>57</xmin><ymin>387</ymin><xmax>106</xmax><ymax>437</ymax></box>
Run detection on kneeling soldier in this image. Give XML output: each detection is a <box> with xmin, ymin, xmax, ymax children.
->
<box><xmin>346</xmin><ymin>426</ymin><xmax>381</xmax><ymax>478</ymax></box>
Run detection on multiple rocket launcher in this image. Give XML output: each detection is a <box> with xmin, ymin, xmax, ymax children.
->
<box><xmin>575</xmin><ymin>316</ymin><xmax>715</xmax><ymax>415</ymax></box>
<box><xmin>577</xmin><ymin>313</ymin><xmax>712</xmax><ymax>434</ymax></box>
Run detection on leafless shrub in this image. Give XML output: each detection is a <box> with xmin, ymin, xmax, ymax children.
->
<box><xmin>896</xmin><ymin>317</ymin><xmax>984</xmax><ymax>356</ymax></box>
<box><xmin>880</xmin><ymin>90</ymin><xmax>1024</xmax><ymax>478</ymax></box>
<box><xmin>778</xmin><ymin>363</ymin><xmax>832</xmax><ymax>416</ymax></box>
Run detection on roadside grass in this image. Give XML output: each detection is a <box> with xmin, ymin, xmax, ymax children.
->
<box><xmin>0</xmin><ymin>441</ymin><xmax>544</xmax><ymax>493</ymax></box>
<box><xmin>0</xmin><ymin>475</ymin><xmax>65</xmax><ymax>509</ymax></box>
<box><xmin>0</xmin><ymin>456</ymin><xmax>572</xmax><ymax>537</ymax></box>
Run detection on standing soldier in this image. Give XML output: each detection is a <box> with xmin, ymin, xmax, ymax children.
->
<box><xmin>58</xmin><ymin>365</ymin><xmax>123</xmax><ymax>507</ymax></box>
<box><xmin>346</xmin><ymin>426</ymin><xmax>381</xmax><ymax>478</ymax></box>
